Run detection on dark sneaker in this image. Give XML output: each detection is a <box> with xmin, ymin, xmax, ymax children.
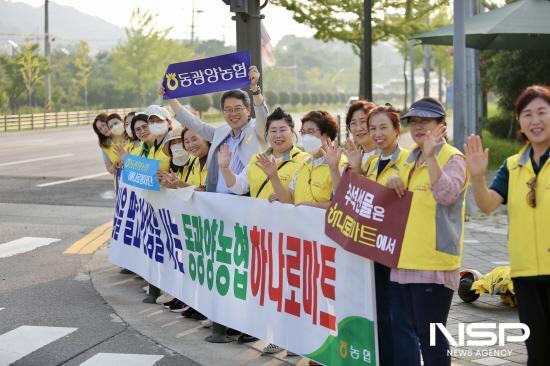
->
<box><xmin>237</xmin><ymin>334</ymin><xmax>258</xmax><ymax>343</ymax></box>
<box><xmin>181</xmin><ymin>307</ymin><xmax>196</xmax><ymax>318</ymax></box>
<box><xmin>163</xmin><ymin>298</ymin><xmax>178</xmax><ymax>309</ymax></box>
<box><xmin>191</xmin><ymin>311</ymin><xmax>207</xmax><ymax>321</ymax></box>
<box><xmin>169</xmin><ymin>300</ymin><xmax>187</xmax><ymax>312</ymax></box>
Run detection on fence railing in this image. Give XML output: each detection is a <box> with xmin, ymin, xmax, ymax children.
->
<box><xmin>0</xmin><ymin>108</ymin><xmax>138</xmax><ymax>133</ymax></box>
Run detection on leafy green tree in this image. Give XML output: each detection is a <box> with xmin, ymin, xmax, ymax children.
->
<box><xmin>271</xmin><ymin>0</ymin><xmax>448</xmax><ymax>97</ymax></box>
<box><xmin>310</xmin><ymin>92</ymin><xmax>318</xmax><ymax>105</ymax></box>
<box><xmin>481</xmin><ymin>49</ymin><xmax>550</xmax><ymax>138</ymax></box>
<box><xmin>317</xmin><ymin>92</ymin><xmax>326</xmax><ymax>104</ymax></box>
<box><xmin>193</xmin><ymin>39</ymin><xmax>233</xmax><ymax>57</ymax></box>
<box><xmin>290</xmin><ymin>91</ymin><xmax>301</xmax><ymax>106</ymax></box>
<box><xmin>264</xmin><ymin>90</ymin><xmax>279</xmax><ymax>106</ymax></box>
<box><xmin>190</xmin><ymin>94</ymin><xmax>212</xmax><ymax>118</ymax></box>
<box><xmin>210</xmin><ymin>92</ymin><xmax>224</xmax><ymax>111</ymax></box>
<box><xmin>0</xmin><ymin>89</ymin><xmax>8</xmax><ymax>113</ymax></box>
<box><xmin>0</xmin><ymin>55</ymin><xmax>24</xmax><ymax>112</ymax></box>
<box><xmin>17</xmin><ymin>43</ymin><xmax>47</xmax><ymax>106</ymax></box>
<box><xmin>278</xmin><ymin>91</ymin><xmax>290</xmax><ymax>106</ymax></box>
<box><xmin>301</xmin><ymin>92</ymin><xmax>311</xmax><ymax>105</ymax></box>
<box><xmin>111</xmin><ymin>8</ymin><xmax>195</xmax><ymax>106</ymax></box>
<box><xmin>72</xmin><ymin>41</ymin><xmax>92</xmax><ymax>109</ymax></box>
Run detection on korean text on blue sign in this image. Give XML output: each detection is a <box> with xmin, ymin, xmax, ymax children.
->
<box><xmin>122</xmin><ymin>154</ymin><xmax>161</xmax><ymax>191</ymax></box>
<box><xmin>162</xmin><ymin>51</ymin><xmax>251</xmax><ymax>99</ymax></box>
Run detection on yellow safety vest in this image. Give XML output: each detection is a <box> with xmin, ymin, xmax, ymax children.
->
<box><xmin>140</xmin><ymin>141</ymin><xmax>171</xmax><ymax>172</ymax></box>
<box><xmin>177</xmin><ymin>157</ymin><xmax>196</xmax><ymax>184</ymax></box>
<box><xmin>125</xmin><ymin>140</ymin><xmax>141</xmax><ymax>156</ymax></box>
<box><xmin>293</xmin><ymin>155</ymin><xmax>348</xmax><ymax>204</ymax></box>
<box><xmin>397</xmin><ymin>143</ymin><xmax>468</xmax><ymax>270</ymax></box>
<box><xmin>506</xmin><ymin>145</ymin><xmax>550</xmax><ymax>277</ymax></box>
<box><xmin>365</xmin><ymin>146</ymin><xmax>409</xmax><ymax>185</ymax></box>
<box><xmin>186</xmin><ymin>156</ymin><xmax>208</xmax><ymax>188</ymax></box>
<box><xmin>247</xmin><ymin>146</ymin><xmax>309</xmax><ymax>200</ymax></box>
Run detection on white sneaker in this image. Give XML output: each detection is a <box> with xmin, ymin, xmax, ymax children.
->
<box><xmin>201</xmin><ymin>319</ymin><xmax>213</xmax><ymax>328</ymax></box>
<box><xmin>142</xmin><ymin>285</ymin><xmax>148</xmax><ymax>293</ymax></box>
<box><xmin>263</xmin><ymin>343</ymin><xmax>283</xmax><ymax>354</ymax></box>
<box><xmin>155</xmin><ymin>293</ymin><xmax>174</xmax><ymax>304</ymax></box>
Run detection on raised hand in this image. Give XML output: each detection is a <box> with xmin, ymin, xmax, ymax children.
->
<box><xmin>256</xmin><ymin>153</ymin><xmax>278</xmax><ymax>178</ymax></box>
<box><xmin>249</xmin><ymin>65</ymin><xmax>260</xmax><ymax>89</ymax></box>
<box><xmin>464</xmin><ymin>134</ymin><xmax>489</xmax><ymax>178</ymax></box>
<box><xmin>386</xmin><ymin>174</ymin><xmax>405</xmax><ymax>198</ymax></box>
<box><xmin>114</xmin><ymin>144</ymin><xmax>127</xmax><ymax>162</ymax></box>
<box><xmin>422</xmin><ymin>124</ymin><xmax>447</xmax><ymax>158</ymax></box>
<box><xmin>320</xmin><ymin>140</ymin><xmax>342</xmax><ymax>170</ymax></box>
<box><xmin>217</xmin><ymin>143</ymin><xmax>232</xmax><ymax>169</ymax></box>
<box><xmin>158</xmin><ymin>83</ymin><xmax>165</xmax><ymax>97</ymax></box>
<box><xmin>343</xmin><ymin>138</ymin><xmax>362</xmax><ymax>171</ymax></box>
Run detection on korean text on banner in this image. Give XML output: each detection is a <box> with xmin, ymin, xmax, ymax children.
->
<box><xmin>109</xmin><ymin>182</ymin><xmax>379</xmax><ymax>366</ymax></box>
<box><xmin>325</xmin><ymin>169</ymin><xmax>412</xmax><ymax>268</ymax></box>
<box><xmin>121</xmin><ymin>154</ymin><xmax>161</xmax><ymax>191</ymax></box>
<box><xmin>163</xmin><ymin>51</ymin><xmax>251</xmax><ymax>99</ymax></box>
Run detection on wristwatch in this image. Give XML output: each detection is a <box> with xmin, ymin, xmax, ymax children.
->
<box><xmin>250</xmin><ymin>86</ymin><xmax>262</xmax><ymax>95</ymax></box>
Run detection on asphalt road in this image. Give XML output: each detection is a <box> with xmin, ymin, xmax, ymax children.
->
<box><xmin>0</xmin><ymin>126</ymin><xmax>197</xmax><ymax>366</ymax></box>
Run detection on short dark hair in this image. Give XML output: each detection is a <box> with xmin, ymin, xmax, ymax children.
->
<box><xmin>130</xmin><ymin>113</ymin><xmax>149</xmax><ymax>138</ymax></box>
<box><xmin>265</xmin><ymin>107</ymin><xmax>294</xmax><ymax>138</ymax></box>
<box><xmin>514</xmin><ymin>85</ymin><xmax>550</xmax><ymax>118</ymax></box>
<box><xmin>221</xmin><ymin>89</ymin><xmax>251</xmax><ymax>109</ymax></box>
<box><xmin>346</xmin><ymin>100</ymin><xmax>377</xmax><ymax>129</ymax></box>
<box><xmin>301</xmin><ymin>110</ymin><xmax>339</xmax><ymax>141</ymax></box>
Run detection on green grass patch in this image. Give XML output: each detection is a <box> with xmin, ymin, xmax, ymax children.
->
<box><xmin>482</xmin><ymin>130</ymin><xmax>524</xmax><ymax>170</ymax></box>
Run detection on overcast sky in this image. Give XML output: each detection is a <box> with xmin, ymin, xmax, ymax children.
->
<box><xmin>13</xmin><ymin>0</ymin><xmax>316</xmax><ymax>45</ymax></box>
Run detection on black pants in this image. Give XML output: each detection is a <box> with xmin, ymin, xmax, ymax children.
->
<box><xmin>513</xmin><ymin>277</ymin><xmax>550</xmax><ymax>366</ymax></box>
<box><xmin>389</xmin><ymin>282</ymin><xmax>454</xmax><ymax>366</ymax></box>
<box><xmin>374</xmin><ymin>263</ymin><xmax>393</xmax><ymax>366</ymax></box>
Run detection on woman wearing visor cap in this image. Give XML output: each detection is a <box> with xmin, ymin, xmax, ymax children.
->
<box><xmin>385</xmin><ymin>97</ymin><xmax>469</xmax><ymax>366</ymax></box>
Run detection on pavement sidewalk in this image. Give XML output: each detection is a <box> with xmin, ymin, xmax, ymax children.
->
<box><xmin>88</xmin><ymin>210</ymin><xmax>527</xmax><ymax>366</ymax></box>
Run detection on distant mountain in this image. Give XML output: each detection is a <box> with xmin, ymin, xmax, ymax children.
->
<box><xmin>0</xmin><ymin>0</ymin><xmax>125</xmax><ymax>54</ymax></box>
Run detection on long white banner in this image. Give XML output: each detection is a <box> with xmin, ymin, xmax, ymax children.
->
<box><xmin>109</xmin><ymin>182</ymin><xmax>378</xmax><ymax>366</ymax></box>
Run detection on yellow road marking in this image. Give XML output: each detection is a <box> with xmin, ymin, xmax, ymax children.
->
<box><xmin>64</xmin><ymin>221</ymin><xmax>112</xmax><ymax>255</ymax></box>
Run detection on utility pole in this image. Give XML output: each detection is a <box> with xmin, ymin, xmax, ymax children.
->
<box><xmin>360</xmin><ymin>0</ymin><xmax>372</xmax><ymax>101</ymax></box>
<box><xmin>190</xmin><ymin>0</ymin><xmax>203</xmax><ymax>45</ymax></box>
<box><xmin>233</xmin><ymin>0</ymin><xmax>263</xmax><ymax>85</ymax></box>
<box><xmin>453</xmin><ymin>0</ymin><xmax>466</xmax><ymax>150</ymax></box>
<box><xmin>44</xmin><ymin>0</ymin><xmax>52</xmax><ymax>108</ymax></box>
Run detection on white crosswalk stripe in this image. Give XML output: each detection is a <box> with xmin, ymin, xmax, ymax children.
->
<box><xmin>0</xmin><ymin>325</ymin><xmax>77</xmax><ymax>366</ymax></box>
<box><xmin>0</xmin><ymin>237</ymin><xmax>60</xmax><ymax>258</ymax></box>
<box><xmin>0</xmin><ymin>326</ymin><xmax>164</xmax><ymax>366</ymax></box>
<box><xmin>79</xmin><ymin>353</ymin><xmax>164</xmax><ymax>366</ymax></box>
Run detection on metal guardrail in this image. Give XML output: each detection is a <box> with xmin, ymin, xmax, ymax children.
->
<box><xmin>0</xmin><ymin>108</ymin><xmax>138</xmax><ymax>132</ymax></box>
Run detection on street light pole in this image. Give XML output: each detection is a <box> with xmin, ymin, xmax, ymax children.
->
<box><xmin>453</xmin><ymin>0</ymin><xmax>467</xmax><ymax>150</ymax></box>
<box><xmin>361</xmin><ymin>0</ymin><xmax>373</xmax><ymax>101</ymax></box>
<box><xmin>44</xmin><ymin>0</ymin><xmax>52</xmax><ymax>108</ymax></box>
<box><xmin>190</xmin><ymin>0</ymin><xmax>203</xmax><ymax>45</ymax></box>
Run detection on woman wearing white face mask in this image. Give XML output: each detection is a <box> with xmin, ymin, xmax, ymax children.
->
<box><xmin>140</xmin><ymin>105</ymin><xmax>173</xmax><ymax>172</ymax></box>
<box><xmin>268</xmin><ymin>110</ymin><xmax>347</xmax><ymax>208</ymax></box>
<box><xmin>156</xmin><ymin>126</ymin><xmax>192</xmax><ymax>189</ymax></box>
<box><xmin>158</xmin><ymin>128</ymin><xmax>211</xmax><ymax>191</ymax></box>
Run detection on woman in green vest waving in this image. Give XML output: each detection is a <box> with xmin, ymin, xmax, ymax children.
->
<box><xmin>465</xmin><ymin>85</ymin><xmax>550</xmax><ymax>366</ymax></box>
